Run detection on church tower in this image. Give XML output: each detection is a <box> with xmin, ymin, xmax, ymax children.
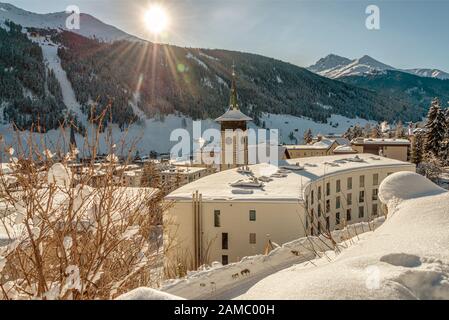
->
<box><xmin>215</xmin><ymin>65</ymin><xmax>252</xmax><ymax>171</ymax></box>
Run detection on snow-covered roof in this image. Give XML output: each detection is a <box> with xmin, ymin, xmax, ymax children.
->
<box><xmin>238</xmin><ymin>172</ymin><xmax>449</xmax><ymax>299</ymax></box>
<box><xmin>215</xmin><ymin>109</ymin><xmax>253</xmax><ymax>122</ymax></box>
<box><xmin>160</xmin><ymin>166</ymin><xmax>207</xmax><ymax>175</ymax></box>
<box><xmin>351</xmin><ymin>138</ymin><xmax>410</xmax><ymax>145</ymax></box>
<box><xmin>333</xmin><ymin>145</ymin><xmax>357</xmax><ymax>153</ymax></box>
<box><xmin>165</xmin><ymin>154</ymin><xmax>414</xmax><ymax>202</ymax></box>
<box><xmin>285</xmin><ymin>138</ymin><xmax>336</xmax><ymax>150</ymax></box>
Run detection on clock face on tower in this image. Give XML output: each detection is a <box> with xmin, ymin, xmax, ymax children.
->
<box><xmin>225</xmin><ymin>137</ymin><xmax>233</xmax><ymax>145</ymax></box>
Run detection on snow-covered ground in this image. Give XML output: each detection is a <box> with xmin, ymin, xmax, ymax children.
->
<box><xmin>116</xmin><ymin>288</ymin><xmax>184</xmax><ymax>300</ymax></box>
<box><xmin>237</xmin><ymin>172</ymin><xmax>449</xmax><ymax>299</ymax></box>
<box><xmin>122</xmin><ymin>218</ymin><xmax>385</xmax><ymax>300</ymax></box>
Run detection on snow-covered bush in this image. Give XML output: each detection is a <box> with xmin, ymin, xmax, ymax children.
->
<box><xmin>0</xmin><ymin>109</ymin><xmax>170</xmax><ymax>300</ymax></box>
<box><xmin>417</xmin><ymin>153</ymin><xmax>442</xmax><ymax>183</ymax></box>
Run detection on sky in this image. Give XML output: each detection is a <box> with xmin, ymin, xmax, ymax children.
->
<box><xmin>5</xmin><ymin>0</ymin><xmax>449</xmax><ymax>71</ymax></box>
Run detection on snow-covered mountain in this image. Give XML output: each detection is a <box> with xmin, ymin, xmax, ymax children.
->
<box><xmin>307</xmin><ymin>54</ymin><xmax>352</xmax><ymax>74</ymax></box>
<box><xmin>309</xmin><ymin>54</ymin><xmax>449</xmax><ymax>80</ymax></box>
<box><xmin>0</xmin><ymin>2</ymin><xmax>142</xmax><ymax>42</ymax></box>
<box><xmin>308</xmin><ymin>54</ymin><xmax>396</xmax><ymax>79</ymax></box>
<box><xmin>404</xmin><ymin>68</ymin><xmax>449</xmax><ymax>80</ymax></box>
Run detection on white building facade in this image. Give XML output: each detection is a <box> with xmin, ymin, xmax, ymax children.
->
<box><xmin>164</xmin><ymin>154</ymin><xmax>415</xmax><ymax>274</ymax></box>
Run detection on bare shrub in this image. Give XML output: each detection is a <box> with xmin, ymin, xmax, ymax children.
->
<box><xmin>0</xmin><ymin>107</ymin><xmax>171</xmax><ymax>300</ymax></box>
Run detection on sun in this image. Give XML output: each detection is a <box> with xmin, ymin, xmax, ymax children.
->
<box><xmin>144</xmin><ymin>5</ymin><xmax>169</xmax><ymax>35</ymax></box>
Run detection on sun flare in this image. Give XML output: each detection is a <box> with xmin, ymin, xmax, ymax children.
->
<box><xmin>144</xmin><ymin>5</ymin><xmax>169</xmax><ymax>35</ymax></box>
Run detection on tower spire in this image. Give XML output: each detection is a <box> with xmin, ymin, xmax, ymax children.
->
<box><xmin>229</xmin><ymin>62</ymin><xmax>239</xmax><ymax>110</ymax></box>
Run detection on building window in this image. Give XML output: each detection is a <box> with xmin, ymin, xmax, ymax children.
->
<box><xmin>326</xmin><ymin>182</ymin><xmax>330</xmax><ymax>196</ymax></box>
<box><xmin>326</xmin><ymin>200</ymin><xmax>330</xmax><ymax>213</ymax></box>
<box><xmin>249</xmin><ymin>233</ymin><xmax>256</xmax><ymax>244</ymax></box>
<box><xmin>359</xmin><ymin>206</ymin><xmax>364</xmax><ymax>218</ymax></box>
<box><xmin>318</xmin><ymin>186</ymin><xmax>322</xmax><ymax>200</ymax></box>
<box><xmin>347</xmin><ymin>177</ymin><xmax>352</xmax><ymax>190</ymax></box>
<box><xmin>222</xmin><ymin>255</ymin><xmax>229</xmax><ymax>265</ymax></box>
<box><xmin>249</xmin><ymin>210</ymin><xmax>256</xmax><ymax>221</ymax></box>
<box><xmin>372</xmin><ymin>189</ymin><xmax>378</xmax><ymax>201</ymax></box>
<box><xmin>214</xmin><ymin>210</ymin><xmax>221</xmax><ymax>227</ymax></box>
<box><xmin>311</xmin><ymin>190</ymin><xmax>314</xmax><ymax>205</ymax></box>
<box><xmin>336</xmin><ymin>196</ymin><xmax>341</xmax><ymax>209</ymax></box>
<box><xmin>360</xmin><ymin>175</ymin><xmax>365</xmax><ymax>188</ymax></box>
<box><xmin>222</xmin><ymin>233</ymin><xmax>228</xmax><ymax>250</ymax></box>
<box><xmin>359</xmin><ymin>191</ymin><xmax>365</xmax><ymax>203</ymax></box>
<box><xmin>347</xmin><ymin>209</ymin><xmax>352</xmax><ymax>221</ymax></box>
<box><xmin>373</xmin><ymin>173</ymin><xmax>379</xmax><ymax>186</ymax></box>
<box><xmin>372</xmin><ymin>203</ymin><xmax>378</xmax><ymax>215</ymax></box>
<box><xmin>318</xmin><ymin>204</ymin><xmax>322</xmax><ymax>217</ymax></box>
<box><xmin>347</xmin><ymin>193</ymin><xmax>352</xmax><ymax>206</ymax></box>
<box><xmin>336</xmin><ymin>212</ymin><xmax>341</xmax><ymax>225</ymax></box>
<box><xmin>326</xmin><ymin>217</ymin><xmax>330</xmax><ymax>231</ymax></box>
<box><xmin>336</xmin><ymin>180</ymin><xmax>341</xmax><ymax>193</ymax></box>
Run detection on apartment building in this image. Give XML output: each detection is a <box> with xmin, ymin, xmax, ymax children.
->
<box><xmin>351</xmin><ymin>138</ymin><xmax>410</xmax><ymax>162</ymax></box>
<box><xmin>164</xmin><ymin>154</ymin><xmax>415</xmax><ymax>271</ymax></box>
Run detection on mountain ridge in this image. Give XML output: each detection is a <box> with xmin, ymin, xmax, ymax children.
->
<box><xmin>0</xmin><ymin>2</ymin><xmax>142</xmax><ymax>42</ymax></box>
<box><xmin>309</xmin><ymin>54</ymin><xmax>449</xmax><ymax>80</ymax></box>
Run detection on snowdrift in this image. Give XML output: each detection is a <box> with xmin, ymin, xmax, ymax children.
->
<box><xmin>116</xmin><ymin>288</ymin><xmax>184</xmax><ymax>300</ymax></box>
<box><xmin>239</xmin><ymin>172</ymin><xmax>449</xmax><ymax>300</ymax></box>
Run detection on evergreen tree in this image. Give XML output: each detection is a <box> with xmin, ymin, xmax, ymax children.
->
<box><xmin>425</xmin><ymin>98</ymin><xmax>446</xmax><ymax>156</ymax></box>
<box><xmin>303</xmin><ymin>128</ymin><xmax>313</xmax><ymax>144</ymax></box>
<box><xmin>440</xmin><ymin>105</ymin><xmax>449</xmax><ymax>165</ymax></box>
<box><xmin>411</xmin><ymin>132</ymin><xmax>424</xmax><ymax>165</ymax></box>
